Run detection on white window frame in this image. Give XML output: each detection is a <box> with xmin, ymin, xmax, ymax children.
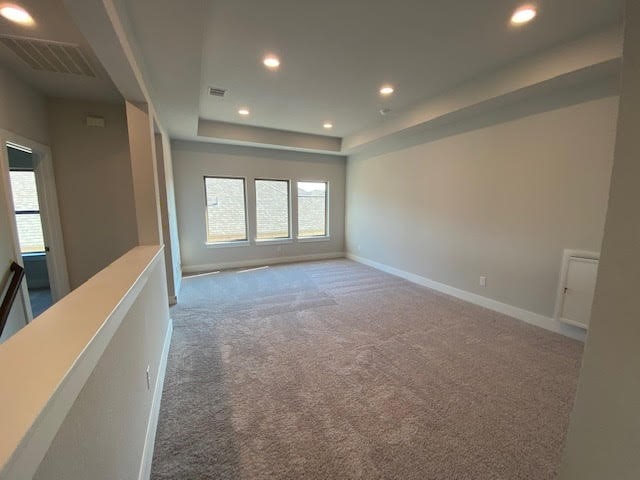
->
<box><xmin>9</xmin><ymin>168</ymin><xmax>46</xmax><ymax>254</ymax></box>
<box><xmin>203</xmin><ymin>175</ymin><xmax>249</xmax><ymax>246</ymax></box>
<box><xmin>0</xmin><ymin>131</ymin><xmax>70</xmax><ymax>323</ymax></box>
<box><xmin>254</xmin><ymin>178</ymin><xmax>292</xmax><ymax>243</ymax></box>
<box><xmin>296</xmin><ymin>180</ymin><xmax>330</xmax><ymax>241</ymax></box>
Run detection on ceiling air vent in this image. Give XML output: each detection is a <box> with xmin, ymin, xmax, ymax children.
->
<box><xmin>208</xmin><ymin>86</ymin><xmax>227</xmax><ymax>97</ymax></box>
<box><xmin>0</xmin><ymin>35</ymin><xmax>96</xmax><ymax>77</ymax></box>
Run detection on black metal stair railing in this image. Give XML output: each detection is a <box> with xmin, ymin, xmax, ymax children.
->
<box><xmin>0</xmin><ymin>262</ymin><xmax>25</xmax><ymax>338</ymax></box>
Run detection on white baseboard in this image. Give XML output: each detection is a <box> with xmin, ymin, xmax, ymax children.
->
<box><xmin>182</xmin><ymin>252</ymin><xmax>345</xmax><ymax>275</ymax></box>
<box><xmin>138</xmin><ymin>317</ymin><xmax>173</xmax><ymax>480</ymax></box>
<box><xmin>347</xmin><ymin>253</ymin><xmax>586</xmax><ymax>342</ymax></box>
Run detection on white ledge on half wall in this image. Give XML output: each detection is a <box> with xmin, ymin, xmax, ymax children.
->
<box><xmin>0</xmin><ymin>246</ymin><xmax>168</xmax><ymax>480</ymax></box>
<box><xmin>346</xmin><ymin>253</ymin><xmax>587</xmax><ymax>342</ymax></box>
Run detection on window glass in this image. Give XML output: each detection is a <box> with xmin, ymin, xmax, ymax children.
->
<box><xmin>297</xmin><ymin>181</ymin><xmax>327</xmax><ymax>237</ymax></box>
<box><xmin>10</xmin><ymin>170</ymin><xmax>45</xmax><ymax>253</ymax></box>
<box><xmin>204</xmin><ymin>177</ymin><xmax>247</xmax><ymax>243</ymax></box>
<box><xmin>10</xmin><ymin>171</ymin><xmax>40</xmax><ymax>211</ymax></box>
<box><xmin>15</xmin><ymin>214</ymin><xmax>45</xmax><ymax>253</ymax></box>
<box><xmin>255</xmin><ymin>179</ymin><xmax>290</xmax><ymax>240</ymax></box>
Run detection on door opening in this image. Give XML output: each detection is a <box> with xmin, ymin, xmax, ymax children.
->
<box><xmin>7</xmin><ymin>144</ymin><xmax>52</xmax><ymax>316</ymax></box>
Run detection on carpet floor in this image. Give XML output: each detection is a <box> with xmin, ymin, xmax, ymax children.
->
<box><xmin>151</xmin><ymin>259</ymin><xmax>583</xmax><ymax>480</ymax></box>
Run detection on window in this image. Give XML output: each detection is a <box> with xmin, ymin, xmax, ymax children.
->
<box><xmin>204</xmin><ymin>176</ymin><xmax>247</xmax><ymax>243</ymax></box>
<box><xmin>297</xmin><ymin>181</ymin><xmax>328</xmax><ymax>237</ymax></box>
<box><xmin>255</xmin><ymin>179</ymin><xmax>290</xmax><ymax>240</ymax></box>
<box><xmin>9</xmin><ymin>170</ymin><xmax>45</xmax><ymax>253</ymax></box>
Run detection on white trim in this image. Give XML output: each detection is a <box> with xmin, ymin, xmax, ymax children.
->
<box><xmin>553</xmin><ymin>249</ymin><xmax>600</xmax><ymax>329</ymax></box>
<box><xmin>203</xmin><ymin>175</ymin><xmax>249</xmax><ymax>247</ymax></box>
<box><xmin>255</xmin><ymin>238</ymin><xmax>293</xmax><ymax>245</ymax></box>
<box><xmin>296</xmin><ymin>179</ymin><xmax>330</xmax><ymax>238</ymax></box>
<box><xmin>347</xmin><ymin>253</ymin><xmax>587</xmax><ymax>342</ymax></box>
<box><xmin>32</xmin><ymin>143</ymin><xmax>71</xmax><ymax>302</ymax></box>
<box><xmin>205</xmin><ymin>240</ymin><xmax>250</xmax><ymax>248</ymax></box>
<box><xmin>0</xmin><ymin>129</ymin><xmax>71</xmax><ymax>319</ymax></box>
<box><xmin>0</xmin><ymin>137</ymin><xmax>32</xmax><ymax>323</ymax></box>
<box><xmin>254</xmin><ymin>177</ymin><xmax>293</xmax><ymax>242</ymax></box>
<box><xmin>558</xmin><ymin>316</ymin><xmax>592</xmax><ymax>329</ymax></box>
<box><xmin>137</xmin><ymin>317</ymin><xmax>173</xmax><ymax>480</ymax></box>
<box><xmin>183</xmin><ymin>251</ymin><xmax>344</xmax><ymax>274</ymax></box>
<box><xmin>297</xmin><ymin>235</ymin><xmax>331</xmax><ymax>243</ymax></box>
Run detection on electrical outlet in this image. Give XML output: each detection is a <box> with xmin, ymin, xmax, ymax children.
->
<box><xmin>146</xmin><ymin>366</ymin><xmax>151</xmax><ymax>390</ymax></box>
<box><xmin>479</xmin><ymin>276</ymin><xmax>487</xmax><ymax>287</ymax></box>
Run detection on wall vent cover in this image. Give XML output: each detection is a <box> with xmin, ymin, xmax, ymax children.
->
<box><xmin>0</xmin><ymin>35</ymin><xmax>96</xmax><ymax>77</ymax></box>
<box><xmin>208</xmin><ymin>87</ymin><xmax>227</xmax><ymax>97</ymax></box>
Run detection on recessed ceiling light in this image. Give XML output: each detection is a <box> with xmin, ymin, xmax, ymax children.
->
<box><xmin>511</xmin><ymin>5</ymin><xmax>537</xmax><ymax>25</ymax></box>
<box><xmin>0</xmin><ymin>3</ymin><xmax>34</xmax><ymax>25</ymax></box>
<box><xmin>263</xmin><ymin>55</ymin><xmax>280</xmax><ymax>69</ymax></box>
<box><xmin>238</xmin><ymin>108</ymin><xmax>250</xmax><ymax>116</ymax></box>
<box><xmin>323</xmin><ymin>122</ymin><xmax>333</xmax><ymax>129</ymax></box>
<box><xmin>379</xmin><ymin>85</ymin><xmax>394</xmax><ymax>96</ymax></box>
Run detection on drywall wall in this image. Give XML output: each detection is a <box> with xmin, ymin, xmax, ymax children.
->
<box><xmin>46</xmin><ymin>98</ymin><xmax>138</xmax><ymax>289</ymax></box>
<box><xmin>33</xmin><ymin>250</ymin><xmax>171</xmax><ymax>480</ymax></box>
<box><xmin>173</xmin><ymin>141</ymin><xmax>345</xmax><ymax>271</ymax></box>
<box><xmin>559</xmin><ymin>2</ymin><xmax>640</xmax><ymax>477</ymax></box>
<box><xmin>126</xmin><ymin>101</ymin><xmax>163</xmax><ymax>246</ymax></box>
<box><xmin>0</xmin><ymin>66</ymin><xmax>49</xmax><ymax>342</ymax></box>
<box><xmin>155</xmin><ymin>132</ymin><xmax>182</xmax><ymax>301</ymax></box>
<box><xmin>346</xmin><ymin>95</ymin><xmax>618</xmax><ymax>321</ymax></box>
<box><xmin>0</xmin><ymin>65</ymin><xmax>49</xmax><ymax>145</ymax></box>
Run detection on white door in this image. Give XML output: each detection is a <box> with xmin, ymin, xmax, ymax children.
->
<box><xmin>560</xmin><ymin>257</ymin><xmax>599</xmax><ymax>328</ymax></box>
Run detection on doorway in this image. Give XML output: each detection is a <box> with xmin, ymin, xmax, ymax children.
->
<box><xmin>0</xmin><ymin>132</ymin><xmax>69</xmax><ymax>329</ymax></box>
<box><xmin>8</xmin><ymin>145</ymin><xmax>52</xmax><ymax>316</ymax></box>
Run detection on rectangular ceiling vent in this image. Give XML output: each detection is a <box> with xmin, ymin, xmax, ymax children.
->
<box><xmin>208</xmin><ymin>86</ymin><xmax>227</xmax><ymax>97</ymax></box>
<box><xmin>0</xmin><ymin>35</ymin><xmax>96</xmax><ymax>77</ymax></box>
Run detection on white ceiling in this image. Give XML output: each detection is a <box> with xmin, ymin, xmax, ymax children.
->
<box><xmin>122</xmin><ymin>0</ymin><xmax>623</xmax><ymax>139</ymax></box>
<box><xmin>0</xmin><ymin>0</ymin><xmax>121</xmax><ymax>101</ymax></box>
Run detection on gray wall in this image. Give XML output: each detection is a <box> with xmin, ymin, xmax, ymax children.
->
<box><xmin>0</xmin><ymin>65</ymin><xmax>49</xmax><ymax>341</ymax></box>
<box><xmin>559</xmin><ymin>2</ymin><xmax>640</xmax><ymax>476</ymax></box>
<box><xmin>0</xmin><ymin>65</ymin><xmax>49</xmax><ymax>145</ymax></box>
<box><xmin>155</xmin><ymin>132</ymin><xmax>182</xmax><ymax>301</ymax></box>
<box><xmin>346</xmin><ymin>95</ymin><xmax>618</xmax><ymax>318</ymax></box>
<box><xmin>33</xmin><ymin>253</ymin><xmax>170</xmax><ymax>480</ymax></box>
<box><xmin>172</xmin><ymin>141</ymin><xmax>345</xmax><ymax>271</ymax></box>
<box><xmin>47</xmin><ymin>98</ymin><xmax>138</xmax><ymax>289</ymax></box>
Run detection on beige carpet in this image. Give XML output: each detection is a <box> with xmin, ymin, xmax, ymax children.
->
<box><xmin>151</xmin><ymin>259</ymin><xmax>583</xmax><ymax>479</ymax></box>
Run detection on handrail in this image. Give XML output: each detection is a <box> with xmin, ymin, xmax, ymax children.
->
<box><xmin>0</xmin><ymin>262</ymin><xmax>25</xmax><ymax>338</ymax></box>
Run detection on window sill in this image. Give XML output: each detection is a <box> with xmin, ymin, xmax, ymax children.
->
<box><xmin>255</xmin><ymin>238</ymin><xmax>294</xmax><ymax>245</ymax></box>
<box><xmin>205</xmin><ymin>240</ymin><xmax>250</xmax><ymax>249</ymax></box>
<box><xmin>297</xmin><ymin>236</ymin><xmax>331</xmax><ymax>243</ymax></box>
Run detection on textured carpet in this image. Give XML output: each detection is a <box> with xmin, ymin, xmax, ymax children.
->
<box><xmin>151</xmin><ymin>259</ymin><xmax>583</xmax><ymax>480</ymax></box>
